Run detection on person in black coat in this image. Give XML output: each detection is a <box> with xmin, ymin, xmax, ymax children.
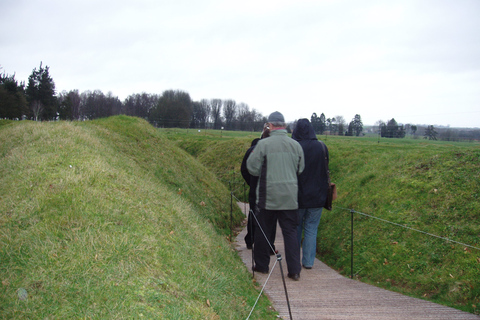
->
<box><xmin>291</xmin><ymin>118</ymin><xmax>330</xmax><ymax>269</ymax></box>
<box><xmin>240</xmin><ymin>125</ymin><xmax>274</xmax><ymax>249</ymax></box>
<box><xmin>241</xmin><ymin>138</ymin><xmax>260</xmax><ymax>249</ymax></box>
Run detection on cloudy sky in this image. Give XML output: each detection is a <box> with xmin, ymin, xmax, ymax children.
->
<box><xmin>2</xmin><ymin>0</ymin><xmax>479</xmax><ymax>127</ymax></box>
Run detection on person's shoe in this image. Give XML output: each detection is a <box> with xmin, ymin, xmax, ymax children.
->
<box><xmin>287</xmin><ymin>273</ymin><xmax>300</xmax><ymax>281</ymax></box>
<box><xmin>253</xmin><ymin>266</ymin><xmax>268</xmax><ymax>274</ymax></box>
<box><xmin>302</xmin><ymin>265</ymin><xmax>312</xmax><ymax>270</ymax></box>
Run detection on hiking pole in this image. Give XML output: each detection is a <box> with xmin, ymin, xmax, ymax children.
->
<box><xmin>277</xmin><ymin>253</ymin><xmax>294</xmax><ymax>320</ymax></box>
<box><xmin>231</xmin><ymin>182</ymin><xmax>234</xmax><ymax>240</ymax></box>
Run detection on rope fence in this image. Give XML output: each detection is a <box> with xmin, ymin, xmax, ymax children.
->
<box><xmin>334</xmin><ymin>205</ymin><xmax>480</xmax><ymax>279</ymax></box>
<box><xmin>338</xmin><ymin>206</ymin><xmax>480</xmax><ymax>251</ymax></box>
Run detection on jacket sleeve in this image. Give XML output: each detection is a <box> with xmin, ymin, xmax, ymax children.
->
<box><xmin>240</xmin><ymin>148</ymin><xmax>252</xmax><ymax>185</ymax></box>
<box><xmin>297</xmin><ymin>144</ymin><xmax>305</xmax><ymax>175</ymax></box>
<box><xmin>246</xmin><ymin>144</ymin><xmax>262</xmax><ymax>176</ymax></box>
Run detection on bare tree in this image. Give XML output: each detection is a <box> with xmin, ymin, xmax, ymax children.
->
<box><xmin>124</xmin><ymin>93</ymin><xmax>159</xmax><ymax>119</ymax></box>
<box><xmin>223</xmin><ymin>99</ymin><xmax>237</xmax><ymax>130</ymax></box>
<box><xmin>191</xmin><ymin>100</ymin><xmax>209</xmax><ymax>128</ymax></box>
<box><xmin>31</xmin><ymin>100</ymin><xmax>43</xmax><ymax>121</ymax></box>
<box><xmin>210</xmin><ymin>99</ymin><xmax>223</xmax><ymax>129</ymax></box>
<box><xmin>253</xmin><ymin>109</ymin><xmax>266</xmax><ymax>132</ymax></box>
<box><xmin>236</xmin><ymin>103</ymin><xmax>251</xmax><ymax>131</ymax></box>
<box><xmin>69</xmin><ymin>90</ymin><xmax>81</xmax><ymax>120</ymax></box>
<box><xmin>200</xmin><ymin>99</ymin><xmax>211</xmax><ymax>126</ymax></box>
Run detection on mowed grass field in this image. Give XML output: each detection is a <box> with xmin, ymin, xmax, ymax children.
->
<box><xmin>165</xmin><ymin>128</ymin><xmax>480</xmax><ymax>315</ymax></box>
<box><xmin>0</xmin><ymin>116</ymin><xmax>277</xmax><ymax>319</ymax></box>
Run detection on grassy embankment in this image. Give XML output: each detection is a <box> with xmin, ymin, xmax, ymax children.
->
<box><xmin>0</xmin><ymin>116</ymin><xmax>277</xmax><ymax>319</ymax></box>
<box><xmin>168</xmin><ymin>129</ymin><xmax>480</xmax><ymax>315</ymax></box>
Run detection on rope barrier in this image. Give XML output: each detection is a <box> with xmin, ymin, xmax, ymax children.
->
<box><xmin>232</xmin><ymin>193</ymin><xmax>242</xmax><ymax>204</ymax></box>
<box><xmin>336</xmin><ymin>206</ymin><xmax>480</xmax><ymax>251</ymax></box>
<box><xmin>246</xmin><ymin>259</ymin><xmax>279</xmax><ymax>320</ymax></box>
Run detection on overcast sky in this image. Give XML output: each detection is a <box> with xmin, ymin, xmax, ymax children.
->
<box><xmin>2</xmin><ymin>0</ymin><xmax>479</xmax><ymax>127</ymax></box>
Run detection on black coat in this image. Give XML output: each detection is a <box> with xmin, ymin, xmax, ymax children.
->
<box><xmin>241</xmin><ymin>138</ymin><xmax>260</xmax><ymax>207</ymax></box>
<box><xmin>292</xmin><ymin>119</ymin><xmax>329</xmax><ymax>208</ymax></box>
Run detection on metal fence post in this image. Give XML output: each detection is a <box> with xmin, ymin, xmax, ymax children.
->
<box><xmin>351</xmin><ymin>209</ymin><xmax>354</xmax><ymax>279</ymax></box>
<box><xmin>230</xmin><ymin>181</ymin><xmax>233</xmax><ymax>241</ymax></box>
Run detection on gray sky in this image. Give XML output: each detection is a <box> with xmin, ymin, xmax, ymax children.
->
<box><xmin>2</xmin><ymin>0</ymin><xmax>479</xmax><ymax>127</ymax></box>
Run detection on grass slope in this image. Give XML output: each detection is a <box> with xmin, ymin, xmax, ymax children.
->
<box><xmin>170</xmin><ymin>130</ymin><xmax>480</xmax><ymax>315</ymax></box>
<box><xmin>322</xmin><ymin>136</ymin><xmax>480</xmax><ymax>314</ymax></box>
<box><xmin>0</xmin><ymin>116</ymin><xmax>276</xmax><ymax>319</ymax></box>
<box><xmin>161</xmin><ymin>128</ymin><xmax>260</xmax><ymax>203</ymax></box>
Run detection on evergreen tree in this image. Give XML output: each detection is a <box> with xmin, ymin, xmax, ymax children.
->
<box><xmin>319</xmin><ymin>113</ymin><xmax>326</xmax><ymax>134</ymax></box>
<box><xmin>381</xmin><ymin>118</ymin><xmax>405</xmax><ymax>138</ymax></box>
<box><xmin>352</xmin><ymin>114</ymin><xmax>363</xmax><ymax>136</ymax></box>
<box><xmin>310</xmin><ymin>113</ymin><xmax>327</xmax><ymax>134</ymax></box>
<box><xmin>26</xmin><ymin>62</ymin><xmax>57</xmax><ymax>120</ymax></box>
<box><xmin>0</xmin><ymin>70</ymin><xmax>27</xmax><ymax>119</ymax></box>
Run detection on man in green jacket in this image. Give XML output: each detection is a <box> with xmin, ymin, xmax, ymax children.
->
<box><xmin>247</xmin><ymin>111</ymin><xmax>305</xmax><ymax>280</ymax></box>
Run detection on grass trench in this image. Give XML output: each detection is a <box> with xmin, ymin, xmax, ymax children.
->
<box><xmin>0</xmin><ymin>117</ymin><xmax>276</xmax><ymax>319</ymax></box>
<box><xmin>320</xmin><ymin>137</ymin><xmax>480</xmax><ymax>314</ymax></box>
<box><xmin>170</xmin><ymin>131</ymin><xmax>480</xmax><ymax>316</ymax></box>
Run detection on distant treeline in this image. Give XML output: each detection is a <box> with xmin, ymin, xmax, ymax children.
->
<box><xmin>365</xmin><ymin>118</ymin><xmax>480</xmax><ymax>142</ymax></box>
<box><xmin>0</xmin><ymin>63</ymin><xmax>268</xmax><ymax>131</ymax></box>
<box><xmin>1</xmin><ymin>63</ymin><xmax>478</xmax><ymax>140</ymax></box>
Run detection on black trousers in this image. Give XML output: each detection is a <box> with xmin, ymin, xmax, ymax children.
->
<box><xmin>253</xmin><ymin>208</ymin><xmax>301</xmax><ymax>275</ymax></box>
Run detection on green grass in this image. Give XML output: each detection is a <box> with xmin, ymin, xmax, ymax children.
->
<box><xmin>321</xmin><ymin>135</ymin><xmax>480</xmax><ymax>314</ymax></box>
<box><xmin>160</xmin><ymin>128</ymin><xmax>261</xmax><ymax>203</ymax></box>
<box><xmin>168</xmin><ymin>129</ymin><xmax>480</xmax><ymax>315</ymax></box>
<box><xmin>0</xmin><ymin>116</ymin><xmax>277</xmax><ymax>319</ymax></box>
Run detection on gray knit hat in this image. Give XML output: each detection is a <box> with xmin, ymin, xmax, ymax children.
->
<box><xmin>267</xmin><ymin>111</ymin><xmax>285</xmax><ymax>123</ymax></box>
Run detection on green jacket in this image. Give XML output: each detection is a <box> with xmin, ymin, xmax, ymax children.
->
<box><xmin>246</xmin><ymin>129</ymin><xmax>305</xmax><ymax>210</ymax></box>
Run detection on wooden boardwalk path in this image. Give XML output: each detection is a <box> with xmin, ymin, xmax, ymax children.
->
<box><xmin>235</xmin><ymin>202</ymin><xmax>479</xmax><ymax>320</ymax></box>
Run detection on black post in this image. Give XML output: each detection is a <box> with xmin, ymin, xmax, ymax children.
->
<box><xmin>351</xmin><ymin>209</ymin><xmax>354</xmax><ymax>279</ymax></box>
<box><xmin>230</xmin><ymin>181</ymin><xmax>233</xmax><ymax>241</ymax></box>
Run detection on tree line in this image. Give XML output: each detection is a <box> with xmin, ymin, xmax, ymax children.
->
<box><xmin>2</xmin><ymin>63</ymin><xmax>478</xmax><ymax>141</ymax></box>
<box><xmin>1</xmin><ymin>63</ymin><xmax>270</xmax><ymax>131</ymax></box>
<box><xmin>309</xmin><ymin>112</ymin><xmax>364</xmax><ymax>136</ymax></box>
